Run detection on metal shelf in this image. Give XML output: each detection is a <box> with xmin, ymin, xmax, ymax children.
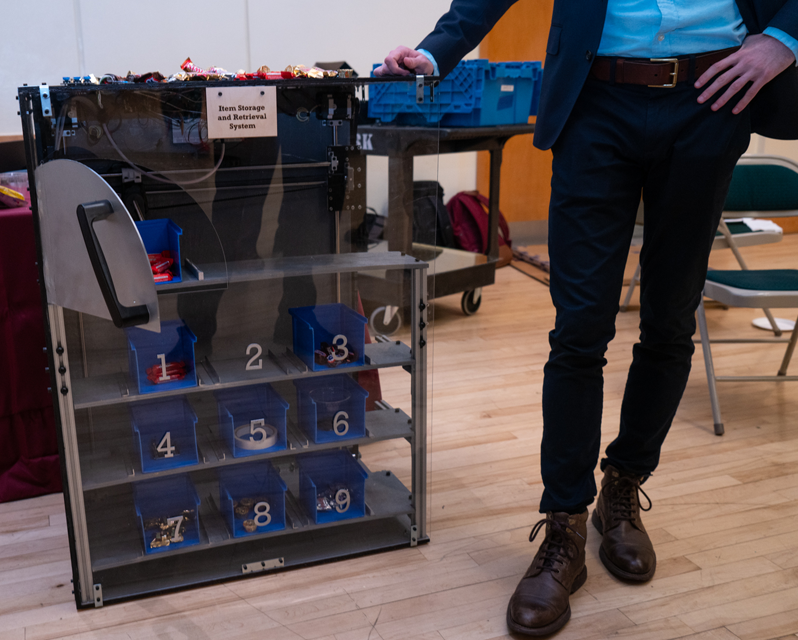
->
<box><xmin>156</xmin><ymin>252</ymin><xmax>427</xmax><ymax>294</ymax></box>
<box><xmin>25</xmin><ymin>77</ymin><xmax>431</xmax><ymax>608</ymax></box>
<box><xmin>80</xmin><ymin>406</ymin><xmax>414</xmax><ymax>491</ymax></box>
<box><xmin>88</xmin><ymin>465</ymin><xmax>413</xmax><ymax>572</ymax></box>
<box><xmin>94</xmin><ymin>515</ymin><xmax>423</xmax><ymax>605</ymax></box>
<box><xmin>71</xmin><ymin>341</ymin><xmax>414</xmax><ymax>410</ymax></box>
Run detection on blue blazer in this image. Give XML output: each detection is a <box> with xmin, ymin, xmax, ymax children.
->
<box><xmin>417</xmin><ymin>0</ymin><xmax>798</xmax><ymax>149</ymax></box>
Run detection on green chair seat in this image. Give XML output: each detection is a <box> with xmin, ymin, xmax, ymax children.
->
<box><xmin>720</xmin><ymin>221</ymin><xmax>753</xmax><ymax>235</ymax></box>
<box><xmin>706</xmin><ymin>269</ymin><xmax>798</xmax><ymax>292</ymax></box>
<box><xmin>725</xmin><ymin>164</ymin><xmax>798</xmax><ymax>211</ymax></box>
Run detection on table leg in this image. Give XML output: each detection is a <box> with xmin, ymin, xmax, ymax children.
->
<box><xmin>386</xmin><ymin>155</ymin><xmax>414</xmax><ymax>254</ymax></box>
<box><xmin>487</xmin><ymin>147</ymin><xmax>504</xmax><ymax>260</ymax></box>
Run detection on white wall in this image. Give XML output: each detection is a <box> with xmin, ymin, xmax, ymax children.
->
<box><xmin>2</xmin><ymin>0</ymin><xmax>479</xmax><ymax>212</ymax></box>
<box><xmin>748</xmin><ymin>134</ymin><xmax>798</xmax><ymax>163</ymax></box>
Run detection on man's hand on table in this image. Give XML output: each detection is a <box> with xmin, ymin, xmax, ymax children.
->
<box><xmin>374</xmin><ymin>46</ymin><xmax>434</xmax><ymax>76</ymax></box>
<box><xmin>695</xmin><ymin>34</ymin><xmax>795</xmax><ymax>114</ymax></box>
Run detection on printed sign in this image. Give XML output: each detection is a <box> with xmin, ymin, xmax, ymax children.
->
<box><xmin>206</xmin><ymin>86</ymin><xmax>277</xmax><ymax>138</ymax></box>
<box><xmin>356</xmin><ymin>133</ymin><xmax>373</xmax><ymax>151</ymax></box>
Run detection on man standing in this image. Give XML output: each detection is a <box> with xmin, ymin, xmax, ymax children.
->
<box><xmin>376</xmin><ymin>1</ymin><xmax>798</xmax><ymax>636</ymax></box>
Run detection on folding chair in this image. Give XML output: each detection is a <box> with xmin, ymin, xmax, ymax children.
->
<box><xmin>621</xmin><ymin>155</ymin><xmax>797</xmax><ymax>327</ymax></box>
<box><xmin>697</xmin><ymin>269</ymin><xmax>798</xmax><ymax>436</ymax></box>
<box><xmin>719</xmin><ymin>154</ymin><xmax>798</xmax><ymax>333</ymax></box>
<box><xmin>620</xmin><ymin>218</ymin><xmax>783</xmax><ymax>312</ymax></box>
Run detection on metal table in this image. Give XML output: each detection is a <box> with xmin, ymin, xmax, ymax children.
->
<box><xmin>359</xmin><ymin>123</ymin><xmax>535</xmax><ymax>320</ymax></box>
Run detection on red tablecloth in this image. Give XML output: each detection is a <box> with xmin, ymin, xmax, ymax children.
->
<box><xmin>0</xmin><ymin>205</ymin><xmax>61</xmax><ymax>502</ymax></box>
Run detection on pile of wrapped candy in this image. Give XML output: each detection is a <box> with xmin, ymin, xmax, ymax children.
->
<box><xmin>144</xmin><ymin>510</ymin><xmax>194</xmax><ymax>549</ymax></box>
<box><xmin>148</xmin><ymin>250</ymin><xmax>176</xmax><ymax>283</ymax></box>
<box><xmin>63</xmin><ymin>57</ymin><xmax>355</xmax><ymax>86</ymax></box>
<box><xmin>146</xmin><ymin>359</ymin><xmax>187</xmax><ymax>384</ymax></box>
<box><xmin>314</xmin><ymin>341</ymin><xmax>358</xmax><ymax>368</ymax></box>
<box><xmin>0</xmin><ymin>185</ymin><xmax>26</xmax><ymax>209</ymax></box>
<box><xmin>316</xmin><ymin>483</ymin><xmax>351</xmax><ymax>512</ymax></box>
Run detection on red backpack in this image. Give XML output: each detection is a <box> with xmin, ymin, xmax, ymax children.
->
<box><xmin>446</xmin><ymin>191</ymin><xmax>513</xmax><ymax>265</ymax></box>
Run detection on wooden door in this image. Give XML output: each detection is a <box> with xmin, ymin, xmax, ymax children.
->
<box><xmin>477</xmin><ymin>1</ymin><xmax>554</xmax><ymax>223</ymax></box>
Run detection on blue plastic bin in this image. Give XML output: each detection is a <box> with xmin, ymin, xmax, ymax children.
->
<box><xmin>129</xmin><ymin>397</ymin><xmax>199</xmax><ymax>473</ymax></box>
<box><xmin>126</xmin><ymin>320</ymin><xmax>197</xmax><ymax>395</ymax></box>
<box><xmin>289</xmin><ymin>303</ymin><xmax>367</xmax><ymax>372</ymax></box>
<box><xmin>299</xmin><ymin>450</ymin><xmax>367</xmax><ymax>524</ymax></box>
<box><xmin>215</xmin><ymin>384</ymin><xmax>288</xmax><ymax>457</ymax></box>
<box><xmin>369</xmin><ymin>59</ymin><xmax>542</xmax><ymax>126</ymax></box>
<box><xmin>134</xmin><ymin>475</ymin><xmax>201</xmax><ymax>554</ymax></box>
<box><xmin>135</xmin><ymin>218</ymin><xmax>183</xmax><ymax>283</ymax></box>
<box><xmin>294</xmin><ymin>375</ymin><xmax>368</xmax><ymax>444</ymax></box>
<box><xmin>218</xmin><ymin>461</ymin><xmax>287</xmax><ymax>537</ymax></box>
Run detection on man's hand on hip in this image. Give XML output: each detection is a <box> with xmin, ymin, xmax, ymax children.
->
<box><xmin>695</xmin><ymin>34</ymin><xmax>795</xmax><ymax>114</ymax></box>
<box><xmin>374</xmin><ymin>46</ymin><xmax>434</xmax><ymax>76</ymax></box>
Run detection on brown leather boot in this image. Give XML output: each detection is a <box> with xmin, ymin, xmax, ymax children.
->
<box><xmin>592</xmin><ymin>464</ymin><xmax>656</xmax><ymax>582</ymax></box>
<box><xmin>506</xmin><ymin>511</ymin><xmax>588</xmax><ymax>636</ymax></box>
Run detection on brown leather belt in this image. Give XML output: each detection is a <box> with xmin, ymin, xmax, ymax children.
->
<box><xmin>590</xmin><ymin>47</ymin><xmax>739</xmax><ymax>87</ymax></box>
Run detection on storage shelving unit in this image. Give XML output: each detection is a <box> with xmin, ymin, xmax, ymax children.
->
<box><xmin>18</xmin><ymin>76</ymin><xmax>437</xmax><ymax>608</ymax></box>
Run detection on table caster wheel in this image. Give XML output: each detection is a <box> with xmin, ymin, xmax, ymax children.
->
<box><xmin>461</xmin><ymin>289</ymin><xmax>482</xmax><ymax>316</ymax></box>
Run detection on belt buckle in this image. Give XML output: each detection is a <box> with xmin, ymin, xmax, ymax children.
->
<box><xmin>649</xmin><ymin>57</ymin><xmax>679</xmax><ymax>88</ymax></box>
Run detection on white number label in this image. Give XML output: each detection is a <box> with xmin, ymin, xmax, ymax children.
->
<box><xmin>156</xmin><ymin>431</ymin><xmax>176</xmax><ymax>458</ymax></box>
<box><xmin>335</xmin><ymin>488</ymin><xmax>350</xmax><ymax>513</ymax></box>
<box><xmin>332</xmin><ymin>334</ymin><xmax>349</xmax><ymax>361</ymax></box>
<box><xmin>254</xmin><ymin>501</ymin><xmax>271</xmax><ymax>527</ymax></box>
<box><xmin>250</xmin><ymin>419</ymin><xmax>268</xmax><ymax>442</ymax></box>
<box><xmin>333</xmin><ymin>411</ymin><xmax>349</xmax><ymax>436</ymax></box>
<box><xmin>245</xmin><ymin>343</ymin><xmax>263</xmax><ymax>370</ymax></box>
<box><xmin>157</xmin><ymin>353</ymin><xmax>169</xmax><ymax>381</ymax></box>
<box><xmin>167</xmin><ymin>515</ymin><xmax>184</xmax><ymax>542</ymax></box>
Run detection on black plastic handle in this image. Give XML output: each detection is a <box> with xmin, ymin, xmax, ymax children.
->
<box><xmin>76</xmin><ymin>200</ymin><xmax>150</xmax><ymax>328</ymax></box>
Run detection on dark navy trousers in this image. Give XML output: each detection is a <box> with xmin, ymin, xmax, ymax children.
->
<box><xmin>539</xmin><ymin>72</ymin><xmax>751</xmax><ymax>514</ymax></box>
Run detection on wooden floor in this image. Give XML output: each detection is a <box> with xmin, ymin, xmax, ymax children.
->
<box><xmin>2</xmin><ymin>236</ymin><xmax>798</xmax><ymax>640</ymax></box>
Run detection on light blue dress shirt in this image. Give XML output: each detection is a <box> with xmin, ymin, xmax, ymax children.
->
<box><xmin>417</xmin><ymin>48</ymin><xmax>441</xmax><ymax>76</ymax></box>
<box><xmin>597</xmin><ymin>0</ymin><xmax>798</xmax><ymax>62</ymax></box>
<box><xmin>419</xmin><ymin>1</ymin><xmax>798</xmax><ymax>74</ymax></box>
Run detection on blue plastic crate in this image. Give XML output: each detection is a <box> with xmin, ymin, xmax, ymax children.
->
<box><xmin>294</xmin><ymin>375</ymin><xmax>368</xmax><ymax>444</ymax></box>
<box><xmin>299</xmin><ymin>450</ymin><xmax>367</xmax><ymax>524</ymax></box>
<box><xmin>215</xmin><ymin>384</ymin><xmax>288</xmax><ymax>457</ymax></box>
<box><xmin>134</xmin><ymin>475</ymin><xmax>201</xmax><ymax>554</ymax></box>
<box><xmin>289</xmin><ymin>303</ymin><xmax>367</xmax><ymax>372</ymax></box>
<box><xmin>129</xmin><ymin>397</ymin><xmax>199</xmax><ymax>473</ymax></box>
<box><xmin>369</xmin><ymin>59</ymin><xmax>542</xmax><ymax>126</ymax></box>
<box><xmin>126</xmin><ymin>320</ymin><xmax>197</xmax><ymax>395</ymax></box>
<box><xmin>135</xmin><ymin>218</ymin><xmax>183</xmax><ymax>284</ymax></box>
<box><xmin>218</xmin><ymin>461</ymin><xmax>287</xmax><ymax>538</ymax></box>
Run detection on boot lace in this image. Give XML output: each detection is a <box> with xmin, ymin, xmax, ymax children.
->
<box><xmin>601</xmin><ymin>474</ymin><xmax>652</xmax><ymax>523</ymax></box>
<box><xmin>528</xmin><ymin>516</ymin><xmax>584</xmax><ymax>575</ymax></box>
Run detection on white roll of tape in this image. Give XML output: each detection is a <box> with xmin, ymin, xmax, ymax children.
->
<box><xmin>234</xmin><ymin>422</ymin><xmax>278</xmax><ymax>450</ymax></box>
